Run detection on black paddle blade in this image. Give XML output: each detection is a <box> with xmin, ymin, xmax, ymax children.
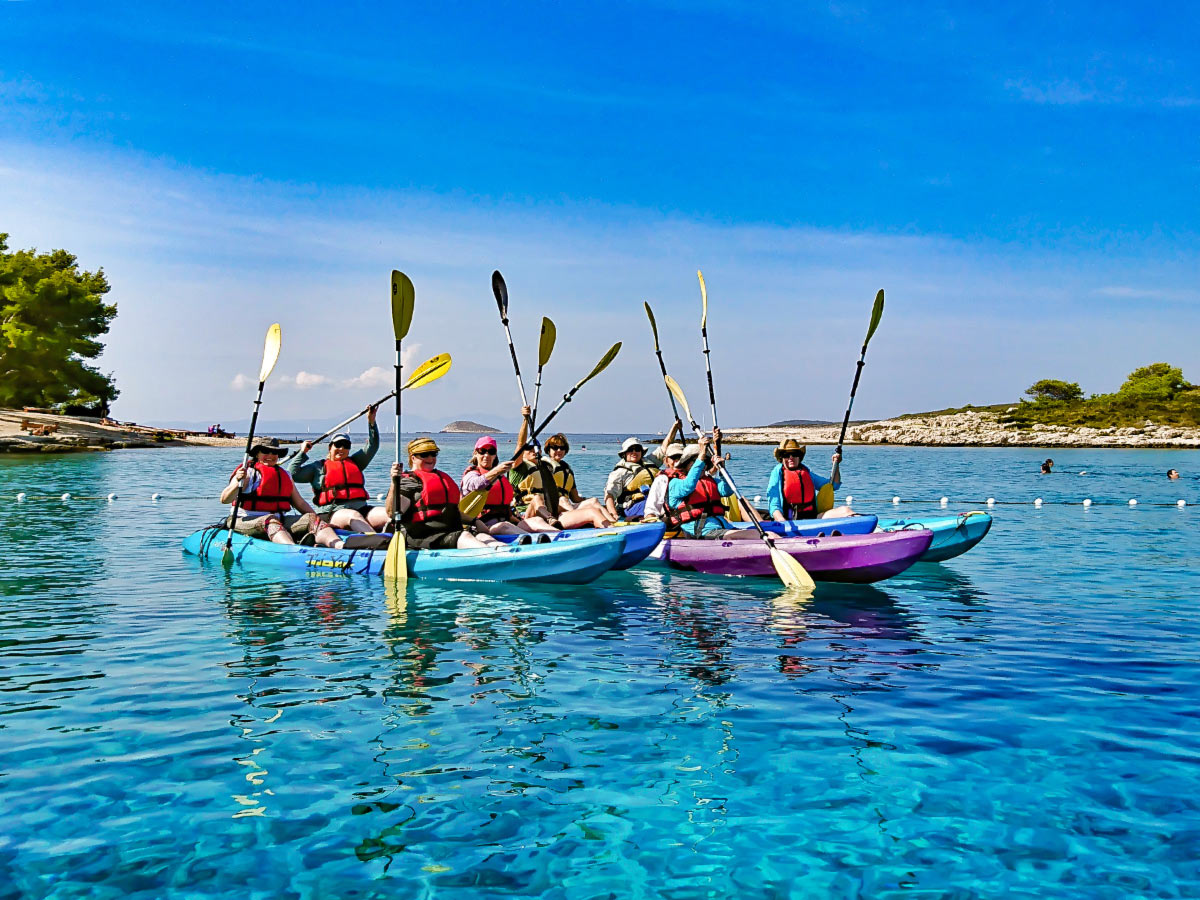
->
<box><xmin>492</xmin><ymin>270</ymin><xmax>509</xmax><ymax>318</ymax></box>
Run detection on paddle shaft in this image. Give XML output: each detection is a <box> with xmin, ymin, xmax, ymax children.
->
<box><xmin>835</xmin><ymin>355</ymin><xmax>868</xmax><ymax>458</ymax></box>
<box><xmin>531</xmin><ymin>365</ymin><xmax>544</xmax><ymax>428</ymax></box>
<box><xmin>701</xmin><ymin>323</ymin><xmax>719</xmax><ymax>431</ymax></box>
<box><xmin>223</xmin><ymin>379</ymin><xmax>267</xmax><ymax>550</ymax></box>
<box><xmin>392</xmin><ymin>340</ymin><xmax>402</xmax><ymax>532</ymax></box>
<box><xmin>653</xmin><ymin>346</ymin><xmax>685</xmax><ymax>436</ymax></box>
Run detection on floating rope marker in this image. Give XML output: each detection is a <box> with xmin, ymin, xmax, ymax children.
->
<box><xmin>1129</xmin><ymin>499</ymin><xmax>1138</xmax><ymax>506</ymax></box>
<box><xmin>939</xmin><ymin>497</ymin><xmax>948</xmax><ymax>507</ymax></box>
<box><xmin>1034</xmin><ymin>498</ymin><xmax>1043</xmax><ymax>507</ymax></box>
<box><xmin>987</xmin><ymin>497</ymin><xmax>996</xmax><ymax>507</ymax></box>
<box><xmin>61</xmin><ymin>493</ymin><xmax>70</xmax><ymax>501</ymax></box>
<box><xmin>16</xmin><ymin>492</ymin><xmax>25</xmax><ymax>502</ymax></box>
<box><xmin>845</xmin><ymin>495</ymin><xmax>853</xmax><ymax>505</ymax></box>
<box><xmin>107</xmin><ymin>493</ymin><xmax>117</xmax><ymax>502</ymax></box>
<box><xmin>152</xmin><ymin>493</ymin><xmax>162</xmax><ymax>501</ymax></box>
<box><xmin>1179</xmin><ymin>500</ymin><xmax>1187</xmax><ymax>507</ymax></box>
<box><xmin>1083</xmin><ymin>499</ymin><xmax>1092</xmax><ymax>508</ymax></box>
<box><xmin>892</xmin><ymin>496</ymin><xmax>901</xmax><ymax>504</ymax></box>
<box><xmin>376</xmin><ymin>492</ymin><xmax>385</xmax><ymax>501</ymax></box>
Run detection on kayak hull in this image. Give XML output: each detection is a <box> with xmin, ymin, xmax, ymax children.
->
<box><xmin>493</xmin><ymin>522</ymin><xmax>666</xmax><ymax>570</ymax></box>
<box><xmin>727</xmin><ymin>514</ymin><xmax>878</xmax><ymax>538</ymax></box>
<box><xmin>649</xmin><ymin>529</ymin><xmax>933</xmax><ymax>584</ymax></box>
<box><xmin>875</xmin><ymin>512</ymin><xmax>993</xmax><ymax>562</ymax></box>
<box><xmin>182</xmin><ymin>527</ymin><xmax>625</xmax><ymax>584</ymax></box>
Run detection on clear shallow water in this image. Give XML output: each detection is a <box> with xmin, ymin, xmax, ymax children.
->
<box><xmin>2</xmin><ymin>440</ymin><xmax>1199</xmax><ymax>898</ymax></box>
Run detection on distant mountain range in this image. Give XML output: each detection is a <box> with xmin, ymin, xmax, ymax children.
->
<box><xmin>762</xmin><ymin>418</ymin><xmax>837</xmax><ymax>427</ymax></box>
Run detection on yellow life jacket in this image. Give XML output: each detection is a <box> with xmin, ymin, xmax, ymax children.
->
<box><xmin>542</xmin><ymin>458</ymin><xmax>576</xmax><ymax>496</ymax></box>
<box><xmin>614</xmin><ymin>459</ymin><xmax>659</xmax><ymax>507</ymax></box>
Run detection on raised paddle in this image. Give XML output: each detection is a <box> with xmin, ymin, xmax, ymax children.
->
<box><xmin>458</xmin><ymin>341</ymin><xmax>622</xmax><ymax>517</ymax></box>
<box><xmin>665</xmin><ymin>374</ymin><xmax>816</xmax><ymax>593</ymax></box>
<box><xmin>383</xmin><ymin>270</ymin><xmax>415</xmax><ymax>583</ymax></box>
<box><xmin>644</xmin><ymin>301</ymin><xmax>685</xmax><ymax>438</ymax></box>
<box><xmin>281</xmin><ymin>352</ymin><xmax>452</xmax><ymax>460</ymax></box>
<box><xmin>223</xmin><ymin>323</ymin><xmax>282</xmax><ymax>565</ymax></box>
<box><xmin>531</xmin><ymin>316</ymin><xmax>556</xmax><ymax>426</ymax></box>
<box><xmin>492</xmin><ymin>270</ymin><xmax>536</xmax><ymax>443</ymax></box>
<box><xmin>697</xmin><ymin>270</ymin><xmax>719</xmax><ymax>434</ymax></box>
<box><xmin>819</xmin><ymin>289</ymin><xmax>886</xmax><ymax>513</ymax></box>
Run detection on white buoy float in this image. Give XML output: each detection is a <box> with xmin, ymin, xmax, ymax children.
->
<box><xmin>1178</xmin><ymin>500</ymin><xmax>1187</xmax><ymax>508</ymax></box>
<box><xmin>1034</xmin><ymin>498</ymin><xmax>1043</xmax><ymax>508</ymax></box>
<box><xmin>16</xmin><ymin>492</ymin><xmax>26</xmax><ymax>502</ymax></box>
<box><xmin>61</xmin><ymin>492</ymin><xmax>71</xmax><ymax>501</ymax></box>
<box><xmin>107</xmin><ymin>493</ymin><xmax>118</xmax><ymax>502</ymax></box>
<box><xmin>376</xmin><ymin>492</ymin><xmax>385</xmax><ymax>501</ymax></box>
<box><xmin>845</xmin><ymin>495</ymin><xmax>853</xmax><ymax>505</ymax></box>
<box><xmin>986</xmin><ymin>497</ymin><xmax>996</xmax><ymax>507</ymax></box>
<box><xmin>1083</xmin><ymin>498</ymin><xmax>1092</xmax><ymax>508</ymax></box>
<box><xmin>1128</xmin><ymin>499</ymin><xmax>1138</xmax><ymax>507</ymax></box>
<box><xmin>892</xmin><ymin>496</ymin><xmax>901</xmax><ymax>505</ymax></box>
<box><xmin>151</xmin><ymin>493</ymin><xmax>162</xmax><ymax>501</ymax></box>
<box><xmin>939</xmin><ymin>497</ymin><xmax>948</xmax><ymax>507</ymax></box>
<box><xmin>753</xmin><ymin>495</ymin><xmax>761</xmax><ymax>504</ymax></box>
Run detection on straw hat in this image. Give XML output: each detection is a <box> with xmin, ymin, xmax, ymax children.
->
<box><xmin>407</xmin><ymin>437</ymin><xmax>440</xmax><ymax>456</ymax></box>
<box><xmin>773</xmin><ymin>438</ymin><xmax>806</xmax><ymax>461</ymax></box>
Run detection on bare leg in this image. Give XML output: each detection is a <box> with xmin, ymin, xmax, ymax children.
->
<box><xmin>365</xmin><ymin>506</ymin><xmax>392</xmax><ymax>530</ymax></box>
<box><xmin>819</xmin><ymin>506</ymin><xmax>856</xmax><ymax>519</ymax></box>
<box><xmin>520</xmin><ymin>516</ymin><xmax>559</xmax><ymax>533</ymax></box>
<box><xmin>457</xmin><ymin>530</ymin><xmax>502</xmax><ymax>549</ymax></box>
<box><xmin>558</xmin><ymin>507</ymin><xmax>612</xmax><ymax>529</ymax></box>
<box><xmin>264</xmin><ymin>517</ymin><xmax>297</xmax><ymax>545</ymax></box>
<box><xmin>314</xmin><ymin>521</ymin><xmax>346</xmax><ymax>549</ymax></box>
<box><xmin>485</xmin><ymin>520</ymin><xmax>525</xmax><ymax>535</ymax></box>
<box><xmin>329</xmin><ymin>508</ymin><xmax>375</xmax><ymax>533</ymax></box>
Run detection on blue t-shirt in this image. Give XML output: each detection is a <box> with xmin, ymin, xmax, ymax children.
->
<box><xmin>765</xmin><ymin>463</ymin><xmax>839</xmax><ymax>518</ymax></box>
<box><xmin>666</xmin><ymin>461</ymin><xmax>735</xmax><ymax>535</ymax></box>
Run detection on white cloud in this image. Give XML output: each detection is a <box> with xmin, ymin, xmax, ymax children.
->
<box><xmin>230</xmin><ymin>373</ymin><xmax>253</xmax><ymax>390</ymax></box>
<box><xmin>343</xmin><ymin>366</ymin><xmax>393</xmax><ymax>389</ymax></box>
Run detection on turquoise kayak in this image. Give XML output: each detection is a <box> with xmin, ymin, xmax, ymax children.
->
<box><xmin>493</xmin><ymin>522</ymin><xmax>666</xmax><ymax>569</ymax></box>
<box><xmin>182</xmin><ymin>526</ymin><xmax>625</xmax><ymax>584</ymax></box>
<box><xmin>874</xmin><ymin>512</ymin><xmax>992</xmax><ymax>562</ymax></box>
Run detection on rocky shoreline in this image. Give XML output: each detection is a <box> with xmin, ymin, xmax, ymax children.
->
<box><xmin>723</xmin><ymin>410</ymin><xmax>1200</xmax><ymax>449</ymax></box>
<box><xmin>0</xmin><ymin>409</ymin><xmax>244</xmax><ymax>453</ymax></box>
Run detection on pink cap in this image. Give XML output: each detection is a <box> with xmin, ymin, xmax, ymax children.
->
<box><xmin>474</xmin><ymin>435</ymin><xmax>498</xmax><ymax>451</ymax></box>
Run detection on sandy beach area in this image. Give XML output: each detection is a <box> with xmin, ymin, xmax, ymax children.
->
<box><xmin>0</xmin><ymin>409</ymin><xmax>244</xmax><ymax>453</ymax></box>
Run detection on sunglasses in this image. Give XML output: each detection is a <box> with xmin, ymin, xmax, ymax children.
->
<box><xmin>478</xmin><ymin>447</ymin><xmax>497</xmax><ymax>454</ymax></box>
<box><xmin>414</xmin><ymin>451</ymin><xmax>438</xmax><ymax>459</ymax></box>
<box><xmin>332</xmin><ymin>441</ymin><xmax>352</xmax><ymax>449</ymax></box>
<box><xmin>546</xmin><ymin>445</ymin><xmax>567</xmax><ymax>452</ymax></box>
<box><xmin>782</xmin><ymin>452</ymin><xmax>803</xmax><ymax>459</ymax></box>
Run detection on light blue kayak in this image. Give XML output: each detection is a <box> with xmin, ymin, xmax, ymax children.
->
<box><xmin>494</xmin><ymin>522</ymin><xmax>666</xmax><ymax>569</ymax></box>
<box><xmin>875</xmin><ymin>512</ymin><xmax>993</xmax><ymax>562</ymax></box>
<box><xmin>725</xmin><ymin>514</ymin><xmax>878</xmax><ymax>538</ymax></box>
<box><xmin>182</xmin><ymin>527</ymin><xmax>625</xmax><ymax>584</ymax></box>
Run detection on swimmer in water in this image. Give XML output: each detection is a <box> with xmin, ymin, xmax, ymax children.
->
<box><xmin>1168</xmin><ymin>469</ymin><xmax>1180</xmax><ymax>480</ymax></box>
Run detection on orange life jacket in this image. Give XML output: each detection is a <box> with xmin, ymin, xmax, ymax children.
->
<box><xmin>406</xmin><ymin>468</ymin><xmax>461</xmax><ymax>524</ymax></box>
<box><xmin>235</xmin><ymin>463</ymin><xmax>293</xmax><ymax>513</ymax></box>
<box><xmin>316</xmin><ymin>458</ymin><xmax>370</xmax><ymax>506</ymax></box>
<box><xmin>464</xmin><ymin>464</ymin><xmax>514</xmax><ymax>520</ymax></box>
<box><xmin>664</xmin><ymin>471</ymin><xmax>727</xmax><ymax>531</ymax></box>
<box><xmin>781</xmin><ymin>464</ymin><xmax>817</xmax><ymax>519</ymax></box>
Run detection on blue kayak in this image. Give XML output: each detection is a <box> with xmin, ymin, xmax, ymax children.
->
<box><xmin>725</xmin><ymin>514</ymin><xmax>878</xmax><ymax>538</ymax></box>
<box><xmin>182</xmin><ymin>527</ymin><xmax>625</xmax><ymax>584</ymax></box>
<box><xmin>875</xmin><ymin>512</ymin><xmax>992</xmax><ymax>562</ymax></box>
<box><xmin>493</xmin><ymin>522</ymin><xmax>666</xmax><ymax>570</ymax></box>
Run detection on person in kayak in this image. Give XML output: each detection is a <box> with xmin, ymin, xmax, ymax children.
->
<box><xmin>384</xmin><ymin>438</ymin><xmax>504</xmax><ymax>550</ymax></box>
<box><xmin>220</xmin><ymin>436</ymin><xmax>348</xmax><ymax>548</ymax></box>
<box><xmin>461</xmin><ymin>435</ymin><xmax>557</xmax><ymax>535</ymax></box>
<box><xmin>643</xmin><ymin>442</ymin><xmax>685</xmax><ymax>521</ymax></box>
<box><xmin>1041</xmin><ymin>459</ymin><xmax>1054</xmax><ymax>474</ymax></box>
<box><xmin>604</xmin><ymin>424</ymin><xmax>680</xmax><ymax>520</ymax></box>
<box><xmin>541</xmin><ymin>433</ymin><xmax>613</xmax><ymax>521</ymax></box>
<box><xmin>664</xmin><ymin>433</ymin><xmax>758</xmax><ymax>540</ymax></box>
<box><xmin>288</xmin><ymin>405</ymin><xmax>387</xmax><ymax>534</ymax></box>
<box><xmin>506</xmin><ymin>411</ymin><xmax>614</xmax><ymax>528</ymax></box>
<box><xmin>765</xmin><ymin>439</ymin><xmax>853</xmax><ymax>521</ymax></box>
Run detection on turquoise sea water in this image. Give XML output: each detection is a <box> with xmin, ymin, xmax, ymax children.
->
<box><xmin>2</xmin><ymin>439</ymin><xmax>1199</xmax><ymax>898</ymax></box>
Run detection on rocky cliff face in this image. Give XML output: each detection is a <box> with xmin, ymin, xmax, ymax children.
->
<box><xmin>723</xmin><ymin>410</ymin><xmax>1200</xmax><ymax>448</ymax></box>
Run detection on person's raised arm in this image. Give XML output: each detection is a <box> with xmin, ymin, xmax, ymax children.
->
<box><xmin>515</xmin><ymin>405</ymin><xmax>531</xmax><ymax>452</ymax></box>
<box><xmin>357</xmin><ymin>405</ymin><xmax>381</xmax><ymax>466</ymax></box>
<box><xmin>220</xmin><ymin>466</ymin><xmax>246</xmax><ymax>505</ymax></box>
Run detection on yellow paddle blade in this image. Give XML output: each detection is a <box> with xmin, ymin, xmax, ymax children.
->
<box><xmin>816</xmin><ymin>483</ymin><xmax>835</xmax><ymax>514</ymax></box>
<box><xmin>698</xmin><ymin>270</ymin><xmax>708</xmax><ymax>329</ymax></box>
<box><xmin>581</xmin><ymin>342</ymin><xmax>621</xmax><ymax>385</ymax></box>
<box><xmin>865</xmin><ymin>289</ymin><xmax>885</xmax><ymax>349</ymax></box>
<box><xmin>458</xmin><ymin>488</ymin><xmax>488</xmax><ymax>519</ymax></box>
<box><xmin>769</xmin><ymin>545</ymin><xmax>816</xmax><ymax>593</ymax></box>
<box><xmin>391</xmin><ymin>271</ymin><xmax>415</xmax><ymax>341</ymax></box>
<box><xmin>402</xmin><ymin>352</ymin><xmax>452</xmax><ymax>391</ymax></box>
<box><xmin>664</xmin><ymin>374</ymin><xmax>694</xmax><ymax>427</ymax></box>
<box><xmin>382</xmin><ymin>528</ymin><xmax>407</xmax><ymax>582</ymax></box>
<box><xmin>538</xmin><ymin>317</ymin><xmax>556</xmax><ymax>367</ymax></box>
<box><xmin>258</xmin><ymin>323</ymin><xmax>282</xmax><ymax>383</ymax></box>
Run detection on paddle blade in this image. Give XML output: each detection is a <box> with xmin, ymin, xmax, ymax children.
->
<box><xmin>698</xmin><ymin>270</ymin><xmax>708</xmax><ymax>329</ymax></box>
<box><xmin>816</xmin><ymin>483</ymin><xmax>835</xmax><ymax>514</ymax></box>
<box><xmin>492</xmin><ymin>270</ymin><xmax>509</xmax><ymax>318</ymax></box>
<box><xmin>221</xmin><ymin>544</ymin><xmax>234</xmax><ymax>566</ymax></box>
<box><xmin>459</xmin><ymin>488</ymin><xmax>488</xmax><ymax>519</ymax></box>
<box><xmin>391</xmin><ymin>271</ymin><xmax>415</xmax><ymax>340</ymax></box>
<box><xmin>769</xmin><ymin>545</ymin><xmax>817</xmax><ymax>593</ymax></box>
<box><xmin>382</xmin><ymin>529</ymin><xmax>407</xmax><ymax>582</ymax></box>
<box><xmin>644</xmin><ymin>302</ymin><xmax>661</xmax><ymax>350</ymax></box>
<box><xmin>864</xmin><ymin>289</ymin><xmax>885</xmax><ymax>349</ymax></box>
<box><xmin>581</xmin><ymin>342</ymin><xmax>621</xmax><ymax>386</ymax></box>
<box><xmin>664</xmin><ymin>374</ymin><xmax>694</xmax><ymax>427</ymax></box>
<box><xmin>403</xmin><ymin>352</ymin><xmax>452</xmax><ymax>391</ymax></box>
<box><xmin>538</xmin><ymin>317</ymin><xmax>556</xmax><ymax>367</ymax></box>
<box><xmin>258</xmin><ymin>323</ymin><xmax>282</xmax><ymax>383</ymax></box>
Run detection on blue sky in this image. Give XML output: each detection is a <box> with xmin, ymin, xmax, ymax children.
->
<box><xmin>2</xmin><ymin>1</ymin><xmax>1197</xmax><ymax>431</ymax></box>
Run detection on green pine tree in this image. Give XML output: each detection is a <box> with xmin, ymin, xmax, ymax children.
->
<box><xmin>0</xmin><ymin>233</ymin><xmax>119</xmax><ymax>413</ymax></box>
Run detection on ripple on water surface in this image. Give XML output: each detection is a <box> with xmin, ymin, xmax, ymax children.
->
<box><xmin>2</xmin><ymin>445</ymin><xmax>1200</xmax><ymax>897</ymax></box>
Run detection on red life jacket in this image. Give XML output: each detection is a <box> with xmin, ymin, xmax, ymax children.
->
<box><xmin>781</xmin><ymin>464</ymin><xmax>817</xmax><ymax>519</ymax></box>
<box><xmin>464</xmin><ymin>465</ymin><xmax>514</xmax><ymax>519</ymax></box>
<box><xmin>406</xmin><ymin>468</ymin><xmax>461</xmax><ymax>524</ymax></box>
<box><xmin>234</xmin><ymin>463</ymin><xmax>293</xmax><ymax>513</ymax></box>
<box><xmin>316</xmin><ymin>458</ymin><xmax>370</xmax><ymax>506</ymax></box>
<box><xmin>663</xmin><ymin>471</ymin><xmax>727</xmax><ymax>531</ymax></box>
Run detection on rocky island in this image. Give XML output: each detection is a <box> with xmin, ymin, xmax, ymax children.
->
<box><xmin>440</xmin><ymin>420</ymin><xmax>498</xmax><ymax>434</ymax></box>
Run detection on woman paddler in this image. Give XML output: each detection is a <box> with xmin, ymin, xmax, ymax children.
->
<box><xmin>461</xmin><ymin>435</ymin><xmax>557</xmax><ymax>535</ymax></box>
<box><xmin>385</xmin><ymin>438</ymin><xmax>504</xmax><ymax>550</ymax></box>
<box><xmin>219</xmin><ymin>436</ymin><xmax>349</xmax><ymax>549</ymax></box>
<box><xmin>765</xmin><ymin>438</ymin><xmax>853</xmax><ymax>521</ymax></box>
<box><xmin>288</xmin><ymin>404</ymin><xmax>389</xmax><ymax>533</ymax></box>
<box><xmin>663</xmin><ymin>432</ymin><xmax>758</xmax><ymax>540</ymax></box>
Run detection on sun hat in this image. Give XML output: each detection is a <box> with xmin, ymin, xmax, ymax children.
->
<box><xmin>330</xmin><ymin>432</ymin><xmax>352</xmax><ymax>446</ymax></box>
<box><xmin>474</xmin><ymin>435</ymin><xmax>498</xmax><ymax>451</ymax></box>
<box><xmin>664</xmin><ymin>443</ymin><xmax>686</xmax><ymax>460</ymax></box>
<box><xmin>773</xmin><ymin>438</ymin><xmax>806</xmax><ymax>461</ymax></box>
<box><xmin>250</xmin><ymin>436</ymin><xmax>283</xmax><ymax>455</ymax></box>
<box><xmin>619</xmin><ymin>437</ymin><xmax>645</xmax><ymax>456</ymax></box>
<box><xmin>677</xmin><ymin>444</ymin><xmax>702</xmax><ymax>468</ymax></box>
<box><xmin>407</xmin><ymin>437</ymin><xmax>440</xmax><ymax>456</ymax></box>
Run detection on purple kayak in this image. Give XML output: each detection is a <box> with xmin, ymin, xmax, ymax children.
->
<box><xmin>649</xmin><ymin>529</ymin><xmax>934</xmax><ymax>584</ymax></box>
